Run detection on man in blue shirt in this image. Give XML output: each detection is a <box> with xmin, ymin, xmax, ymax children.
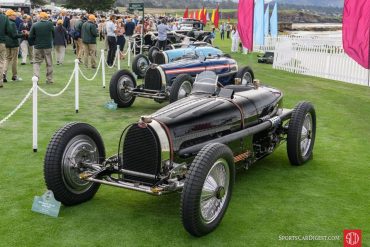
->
<box><xmin>105</xmin><ymin>15</ymin><xmax>117</xmax><ymax>66</ymax></box>
<box><xmin>157</xmin><ymin>19</ymin><xmax>171</xmax><ymax>50</ymax></box>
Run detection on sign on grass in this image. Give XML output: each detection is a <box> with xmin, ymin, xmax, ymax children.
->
<box><xmin>129</xmin><ymin>3</ymin><xmax>144</xmax><ymax>11</ymax></box>
<box><xmin>32</xmin><ymin>190</ymin><xmax>61</xmax><ymax>217</ymax></box>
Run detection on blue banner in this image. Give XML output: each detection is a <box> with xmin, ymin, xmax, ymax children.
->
<box><xmin>264</xmin><ymin>4</ymin><xmax>270</xmax><ymax>36</ymax></box>
<box><xmin>253</xmin><ymin>0</ymin><xmax>265</xmax><ymax>45</ymax></box>
<box><xmin>270</xmin><ymin>2</ymin><xmax>278</xmax><ymax>37</ymax></box>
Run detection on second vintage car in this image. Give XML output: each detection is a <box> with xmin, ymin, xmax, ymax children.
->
<box><xmin>110</xmin><ymin>56</ymin><xmax>254</xmax><ymax>107</ymax></box>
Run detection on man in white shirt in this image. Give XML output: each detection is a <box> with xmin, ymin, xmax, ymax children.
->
<box><xmin>106</xmin><ymin>15</ymin><xmax>117</xmax><ymax>66</ymax></box>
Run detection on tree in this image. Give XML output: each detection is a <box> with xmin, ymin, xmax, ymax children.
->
<box><xmin>31</xmin><ymin>0</ymin><xmax>47</xmax><ymax>7</ymax></box>
<box><xmin>64</xmin><ymin>0</ymin><xmax>115</xmax><ymax>13</ymax></box>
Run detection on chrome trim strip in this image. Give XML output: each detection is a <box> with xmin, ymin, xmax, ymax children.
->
<box><xmin>120</xmin><ymin>169</ymin><xmax>157</xmax><ymax>179</ymax></box>
<box><xmin>149</xmin><ymin>120</ymin><xmax>171</xmax><ymax>162</ymax></box>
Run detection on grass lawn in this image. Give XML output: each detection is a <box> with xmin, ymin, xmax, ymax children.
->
<box><xmin>0</xmin><ymin>36</ymin><xmax>369</xmax><ymax>247</ymax></box>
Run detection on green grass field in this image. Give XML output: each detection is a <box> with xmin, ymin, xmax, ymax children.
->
<box><xmin>0</xmin><ymin>36</ymin><xmax>369</xmax><ymax>247</ymax></box>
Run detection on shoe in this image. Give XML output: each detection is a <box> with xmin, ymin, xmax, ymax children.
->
<box><xmin>12</xmin><ymin>76</ymin><xmax>22</xmax><ymax>81</ymax></box>
<box><xmin>92</xmin><ymin>66</ymin><xmax>96</xmax><ymax>69</ymax></box>
<box><xmin>30</xmin><ymin>62</ymin><xmax>34</xmax><ymax>64</ymax></box>
<box><xmin>46</xmin><ymin>81</ymin><xmax>53</xmax><ymax>84</ymax></box>
<box><xmin>3</xmin><ymin>74</ymin><xmax>7</xmax><ymax>83</ymax></box>
<box><xmin>21</xmin><ymin>63</ymin><xmax>26</xmax><ymax>65</ymax></box>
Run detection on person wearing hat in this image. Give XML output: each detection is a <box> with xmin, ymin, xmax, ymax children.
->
<box><xmin>3</xmin><ymin>9</ymin><xmax>24</xmax><ymax>82</ymax></box>
<box><xmin>74</xmin><ymin>15</ymin><xmax>87</xmax><ymax>63</ymax></box>
<box><xmin>29</xmin><ymin>12</ymin><xmax>55</xmax><ymax>84</ymax></box>
<box><xmin>18</xmin><ymin>14</ymin><xmax>33</xmax><ymax>65</ymax></box>
<box><xmin>54</xmin><ymin>19</ymin><xmax>68</xmax><ymax>65</ymax></box>
<box><xmin>0</xmin><ymin>9</ymin><xmax>12</xmax><ymax>88</ymax></box>
<box><xmin>81</xmin><ymin>14</ymin><xmax>98</xmax><ymax>68</ymax></box>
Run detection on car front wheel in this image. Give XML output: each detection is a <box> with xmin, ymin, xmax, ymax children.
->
<box><xmin>181</xmin><ymin>143</ymin><xmax>235</xmax><ymax>237</ymax></box>
<box><xmin>287</xmin><ymin>101</ymin><xmax>316</xmax><ymax>165</ymax></box>
<box><xmin>110</xmin><ymin>69</ymin><xmax>137</xmax><ymax>108</ymax></box>
<box><xmin>169</xmin><ymin>74</ymin><xmax>194</xmax><ymax>103</ymax></box>
<box><xmin>44</xmin><ymin>122</ymin><xmax>105</xmax><ymax>206</ymax></box>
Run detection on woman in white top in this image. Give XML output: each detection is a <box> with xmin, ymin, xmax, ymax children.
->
<box><xmin>231</xmin><ymin>25</ymin><xmax>239</xmax><ymax>53</ymax></box>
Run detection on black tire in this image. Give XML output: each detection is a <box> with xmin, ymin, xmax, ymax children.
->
<box><xmin>148</xmin><ymin>46</ymin><xmax>160</xmax><ymax>63</ymax></box>
<box><xmin>110</xmin><ymin>69</ymin><xmax>137</xmax><ymax>108</ymax></box>
<box><xmin>132</xmin><ymin>54</ymin><xmax>150</xmax><ymax>78</ymax></box>
<box><xmin>235</xmin><ymin>66</ymin><xmax>254</xmax><ymax>85</ymax></box>
<box><xmin>169</xmin><ymin>74</ymin><xmax>194</xmax><ymax>103</ymax></box>
<box><xmin>181</xmin><ymin>143</ymin><xmax>235</xmax><ymax>237</ymax></box>
<box><xmin>223</xmin><ymin>53</ymin><xmax>232</xmax><ymax>58</ymax></box>
<box><xmin>287</xmin><ymin>101</ymin><xmax>316</xmax><ymax>165</ymax></box>
<box><xmin>44</xmin><ymin>122</ymin><xmax>105</xmax><ymax>206</ymax></box>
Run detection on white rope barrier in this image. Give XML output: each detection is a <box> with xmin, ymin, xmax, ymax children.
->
<box><xmin>117</xmin><ymin>45</ymin><xmax>121</xmax><ymax>70</ymax></box>
<box><xmin>74</xmin><ymin>59</ymin><xmax>79</xmax><ymax>113</ymax></box>
<box><xmin>0</xmin><ymin>87</ymin><xmax>34</xmax><ymax>126</ymax></box>
<box><xmin>37</xmin><ymin>69</ymin><xmax>75</xmax><ymax>97</ymax></box>
<box><xmin>78</xmin><ymin>55</ymin><xmax>103</xmax><ymax>81</ymax></box>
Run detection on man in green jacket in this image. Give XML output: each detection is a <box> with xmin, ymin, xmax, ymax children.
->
<box><xmin>0</xmin><ymin>9</ymin><xmax>11</xmax><ymax>87</ymax></box>
<box><xmin>3</xmin><ymin>9</ymin><xmax>24</xmax><ymax>82</ymax></box>
<box><xmin>81</xmin><ymin>14</ymin><xmax>99</xmax><ymax>69</ymax></box>
<box><xmin>74</xmin><ymin>15</ymin><xmax>86</xmax><ymax>63</ymax></box>
<box><xmin>29</xmin><ymin>12</ymin><xmax>54</xmax><ymax>84</ymax></box>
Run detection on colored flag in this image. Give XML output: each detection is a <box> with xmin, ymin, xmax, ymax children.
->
<box><xmin>264</xmin><ymin>4</ymin><xmax>269</xmax><ymax>36</ymax></box>
<box><xmin>202</xmin><ymin>8</ymin><xmax>207</xmax><ymax>25</ymax></box>
<box><xmin>207</xmin><ymin>11</ymin><xmax>210</xmax><ymax>21</ymax></box>
<box><xmin>343</xmin><ymin>0</ymin><xmax>370</xmax><ymax>69</ymax></box>
<box><xmin>196</xmin><ymin>10</ymin><xmax>199</xmax><ymax>20</ymax></box>
<box><xmin>254</xmin><ymin>0</ymin><xmax>264</xmax><ymax>45</ymax></box>
<box><xmin>238</xmin><ymin>0</ymin><xmax>254</xmax><ymax>51</ymax></box>
<box><xmin>193</xmin><ymin>11</ymin><xmax>196</xmax><ymax>19</ymax></box>
<box><xmin>214</xmin><ymin>6</ymin><xmax>220</xmax><ymax>28</ymax></box>
<box><xmin>270</xmin><ymin>2</ymin><xmax>278</xmax><ymax>37</ymax></box>
<box><xmin>211</xmin><ymin>9</ymin><xmax>215</xmax><ymax>23</ymax></box>
<box><xmin>183</xmin><ymin>7</ymin><xmax>189</xmax><ymax>18</ymax></box>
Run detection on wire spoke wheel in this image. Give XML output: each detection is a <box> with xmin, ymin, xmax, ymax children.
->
<box><xmin>200</xmin><ymin>159</ymin><xmax>230</xmax><ymax>224</ymax></box>
<box><xmin>178</xmin><ymin>81</ymin><xmax>192</xmax><ymax>100</ymax></box>
<box><xmin>117</xmin><ymin>75</ymin><xmax>134</xmax><ymax>103</ymax></box>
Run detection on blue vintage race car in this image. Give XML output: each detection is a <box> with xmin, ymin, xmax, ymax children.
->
<box><xmin>110</xmin><ymin>56</ymin><xmax>254</xmax><ymax>107</ymax></box>
<box><xmin>132</xmin><ymin>46</ymin><xmax>227</xmax><ymax>78</ymax></box>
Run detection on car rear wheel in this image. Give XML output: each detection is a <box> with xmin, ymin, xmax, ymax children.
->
<box><xmin>44</xmin><ymin>122</ymin><xmax>105</xmax><ymax>206</ymax></box>
<box><xmin>110</xmin><ymin>70</ymin><xmax>137</xmax><ymax>108</ymax></box>
<box><xmin>181</xmin><ymin>143</ymin><xmax>235</xmax><ymax>237</ymax></box>
<box><xmin>235</xmin><ymin>66</ymin><xmax>254</xmax><ymax>86</ymax></box>
<box><xmin>287</xmin><ymin>101</ymin><xmax>316</xmax><ymax>165</ymax></box>
<box><xmin>148</xmin><ymin>46</ymin><xmax>160</xmax><ymax>63</ymax></box>
<box><xmin>169</xmin><ymin>74</ymin><xmax>194</xmax><ymax>103</ymax></box>
<box><xmin>132</xmin><ymin>54</ymin><xmax>150</xmax><ymax>78</ymax></box>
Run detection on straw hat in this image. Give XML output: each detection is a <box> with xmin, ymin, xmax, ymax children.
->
<box><xmin>39</xmin><ymin>12</ymin><xmax>48</xmax><ymax>19</ymax></box>
<box><xmin>5</xmin><ymin>9</ymin><xmax>16</xmax><ymax>16</ymax></box>
<box><xmin>88</xmin><ymin>14</ymin><xmax>96</xmax><ymax>21</ymax></box>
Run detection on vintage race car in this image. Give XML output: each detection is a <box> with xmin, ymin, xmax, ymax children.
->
<box><xmin>132</xmin><ymin>46</ymin><xmax>225</xmax><ymax>77</ymax></box>
<box><xmin>44</xmin><ymin>71</ymin><xmax>316</xmax><ymax>236</ymax></box>
<box><xmin>257</xmin><ymin>51</ymin><xmax>274</xmax><ymax>64</ymax></box>
<box><xmin>111</xmin><ymin>56</ymin><xmax>254</xmax><ymax>107</ymax></box>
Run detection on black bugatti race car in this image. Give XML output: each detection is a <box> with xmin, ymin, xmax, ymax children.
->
<box><xmin>110</xmin><ymin>56</ymin><xmax>254</xmax><ymax>107</ymax></box>
<box><xmin>44</xmin><ymin>71</ymin><xmax>316</xmax><ymax>237</ymax></box>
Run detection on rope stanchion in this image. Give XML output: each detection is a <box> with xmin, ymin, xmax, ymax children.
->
<box><xmin>128</xmin><ymin>40</ymin><xmax>131</xmax><ymax>67</ymax></box>
<box><xmin>101</xmin><ymin>49</ymin><xmax>106</xmax><ymax>88</ymax></box>
<box><xmin>117</xmin><ymin>45</ymin><xmax>121</xmax><ymax>70</ymax></box>
<box><xmin>133</xmin><ymin>39</ymin><xmax>136</xmax><ymax>57</ymax></box>
<box><xmin>32</xmin><ymin>76</ymin><xmax>38</xmax><ymax>152</ymax></box>
<box><xmin>74</xmin><ymin>59</ymin><xmax>79</xmax><ymax>113</ymax></box>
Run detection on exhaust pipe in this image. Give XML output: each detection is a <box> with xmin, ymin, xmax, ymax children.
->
<box><xmin>178</xmin><ymin>109</ymin><xmax>292</xmax><ymax>158</ymax></box>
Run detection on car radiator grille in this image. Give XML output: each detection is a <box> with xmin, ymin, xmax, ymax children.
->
<box><xmin>144</xmin><ymin>67</ymin><xmax>162</xmax><ymax>91</ymax></box>
<box><xmin>122</xmin><ymin>125</ymin><xmax>161</xmax><ymax>184</ymax></box>
<box><xmin>153</xmin><ymin>52</ymin><xmax>166</xmax><ymax>65</ymax></box>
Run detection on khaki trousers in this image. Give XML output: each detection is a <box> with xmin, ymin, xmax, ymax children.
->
<box><xmin>76</xmin><ymin>38</ymin><xmax>83</xmax><ymax>60</ymax></box>
<box><xmin>0</xmin><ymin>43</ymin><xmax>6</xmax><ymax>85</ymax></box>
<box><xmin>83</xmin><ymin>43</ymin><xmax>96</xmax><ymax>68</ymax></box>
<box><xmin>20</xmin><ymin>40</ymin><xmax>34</xmax><ymax>64</ymax></box>
<box><xmin>33</xmin><ymin>48</ymin><xmax>53</xmax><ymax>83</ymax></box>
<box><xmin>55</xmin><ymin>45</ymin><xmax>66</xmax><ymax>64</ymax></box>
<box><xmin>4</xmin><ymin>47</ymin><xmax>19</xmax><ymax>78</ymax></box>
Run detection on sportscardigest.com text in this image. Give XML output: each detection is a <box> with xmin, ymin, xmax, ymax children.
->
<box><xmin>279</xmin><ymin>235</ymin><xmax>341</xmax><ymax>241</ymax></box>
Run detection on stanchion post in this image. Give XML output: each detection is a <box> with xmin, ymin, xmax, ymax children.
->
<box><xmin>101</xmin><ymin>49</ymin><xmax>106</xmax><ymax>88</ymax></box>
<box><xmin>32</xmin><ymin>76</ymin><xmax>38</xmax><ymax>152</ymax></box>
<box><xmin>74</xmin><ymin>59</ymin><xmax>79</xmax><ymax>113</ymax></box>
<box><xmin>117</xmin><ymin>44</ymin><xmax>120</xmax><ymax>70</ymax></box>
<box><xmin>133</xmin><ymin>39</ymin><xmax>136</xmax><ymax>57</ymax></box>
<box><xmin>128</xmin><ymin>41</ymin><xmax>131</xmax><ymax>67</ymax></box>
